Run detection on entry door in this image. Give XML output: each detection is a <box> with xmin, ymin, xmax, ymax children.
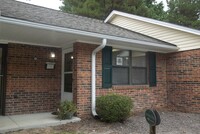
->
<box><xmin>61</xmin><ymin>49</ymin><xmax>73</xmax><ymax>101</ymax></box>
<box><xmin>0</xmin><ymin>45</ymin><xmax>6</xmax><ymax>115</ymax></box>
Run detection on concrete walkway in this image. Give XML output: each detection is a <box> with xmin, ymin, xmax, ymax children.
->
<box><xmin>0</xmin><ymin>113</ymin><xmax>81</xmax><ymax>133</ymax></box>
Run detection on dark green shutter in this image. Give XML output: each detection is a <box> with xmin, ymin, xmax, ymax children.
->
<box><xmin>148</xmin><ymin>52</ymin><xmax>157</xmax><ymax>87</ymax></box>
<box><xmin>102</xmin><ymin>46</ymin><xmax>112</xmax><ymax>88</ymax></box>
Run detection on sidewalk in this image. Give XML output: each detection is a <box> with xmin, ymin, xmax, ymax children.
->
<box><xmin>0</xmin><ymin>113</ymin><xmax>81</xmax><ymax>133</ymax></box>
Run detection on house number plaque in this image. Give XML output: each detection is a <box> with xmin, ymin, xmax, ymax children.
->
<box><xmin>45</xmin><ymin>62</ymin><xmax>55</xmax><ymax>70</ymax></box>
<box><xmin>145</xmin><ymin>109</ymin><xmax>161</xmax><ymax>134</ymax></box>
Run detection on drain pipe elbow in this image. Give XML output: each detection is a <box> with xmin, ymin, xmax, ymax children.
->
<box><xmin>91</xmin><ymin>39</ymin><xmax>107</xmax><ymax>118</ymax></box>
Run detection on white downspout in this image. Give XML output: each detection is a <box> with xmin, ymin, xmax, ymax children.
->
<box><xmin>91</xmin><ymin>38</ymin><xmax>107</xmax><ymax>117</ymax></box>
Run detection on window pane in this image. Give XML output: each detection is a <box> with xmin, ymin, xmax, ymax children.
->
<box><xmin>112</xmin><ymin>67</ymin><xmax>129</xmax><ymax>85</ymax></box>
<box><xmin>112</xmin><ymin>49</ymin><xmax>129</xmax><ymax>66</ymax></box>
<box><xmin>64</xmin><ymin>52</ymin><xmax>73</xmax><ymax>72</ymax></box>
<box><xmin>64</xmin><ymin>74</ymin><xmax>72</xmax><ymax>92</ymax></box>
<box><xmin>132</xmin><ymin>68</ymin><xmax>147</xmax><ymax>84</ymax></box>
<box><xmin>132</xmin><ymin>51</ymin><xmax>146</xmax><ymax>67</ymax></box>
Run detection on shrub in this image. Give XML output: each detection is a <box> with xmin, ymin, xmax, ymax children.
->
<box><xmin>58</xmin><ymin>100</ymin><xmax>77</xmax><ymax>120</ymax></box>
<box><xmin>96</xmin><ymin>94</ymin><xmax>133</xmax><ymax>122</ymax></box>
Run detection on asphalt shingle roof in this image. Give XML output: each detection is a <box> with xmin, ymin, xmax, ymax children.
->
<box><xmin>0</xmin><ymin>0</ymin><xmax>172</xmax><ymax>45</ymax></box>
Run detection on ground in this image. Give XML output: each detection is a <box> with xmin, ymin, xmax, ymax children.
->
<box><xmin>6</xmin><ymin>111</ymin><xmax>200</xmax><ymax>134</ymax></box>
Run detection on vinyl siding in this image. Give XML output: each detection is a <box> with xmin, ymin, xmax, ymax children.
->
<box><xmin>110</xmin><ymin>16</ymin><xmax>200</xmax><ymax>51</ymax></box>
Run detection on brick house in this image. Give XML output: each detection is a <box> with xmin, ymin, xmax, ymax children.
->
<box><xmin>0</xmin><ymin>0</ymin><xmax>199</xmax><ymax>117</ymax></box>
<box><xmin>105</xmin><ymin>11</ymin><xmax>200</xmax><ymax>114</ymax></box>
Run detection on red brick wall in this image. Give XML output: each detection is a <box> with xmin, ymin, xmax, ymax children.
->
<box><xmin>5</xmin><ymin>44</ymin><xmax>61</xmax><ymax>115</ymax></box>
<box><xmin>8</xmin><ymin>42</ymin><xmax>200</xmax><ymax>116</ymax></box>
<box><xmin>166</xmin><ymin>49</ymin><xmax>200</xmax><ymax>113</ymax></box>
<box><xmin>73</xmin><ymin>43</ymin><xmax>168</xmax><ymax>117</ymax></box>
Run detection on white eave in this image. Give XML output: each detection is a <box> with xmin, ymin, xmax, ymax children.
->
<box><xmin>105</xmin><ymin>10</ymin><xmax>200</xmax><ymax>36</ymax></box>
<box><xmin>0</xmin><ymin>16</ymin><xmax>178</xmax><ymax>53</ymax></box>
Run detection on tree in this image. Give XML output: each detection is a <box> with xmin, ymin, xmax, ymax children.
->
<box><xmin>60</xmin><ymin>0</ymin><xmax>166</xmax><ymax>20</ymax></box>
<box><xmin>75</xmin><ymin>0</ymin><xmax>103</xmax><ymax>18</ymax></box>
<box><xmin>166</xmin><ymin>0</ymin><xmax>200</xmax><ymax>29</ymax></box>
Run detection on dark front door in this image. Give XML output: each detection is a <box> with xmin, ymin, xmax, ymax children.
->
<box><xmin>0</xmin><ymin>45</ymin><xmax>7</xmax><ymax>115</ymax></box>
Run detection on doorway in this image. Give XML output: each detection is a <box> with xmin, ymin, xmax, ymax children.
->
<box><xmin>61</xmin><ymin>48</ymin><xmax>73</xmax><ymax>101</ymax></box>
<box><xmin>0</xmin><ymin>45</ymin><xmax>7</xmax><ymax>115</ymax></box>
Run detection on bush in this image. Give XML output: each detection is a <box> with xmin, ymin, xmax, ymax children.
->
<box><xmin>58</xmin><ymin>100</ymin><xmax>77</xmax><ymax>120</ymax></box>
<box><xmin>96</xmin><ymin>94</ymin><xmax>133</xmax><ymax>122</ymax></box>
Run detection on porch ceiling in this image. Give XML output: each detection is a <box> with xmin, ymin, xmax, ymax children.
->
<box><xmin>0</xmin><ymin>18</ymin><xmax>178</xmax><ymax>53</ymax></box>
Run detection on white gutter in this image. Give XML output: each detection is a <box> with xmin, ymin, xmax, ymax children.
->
<box><xmin>91</xmin><ymin>38</ymin><xmax>107</xmax><ymax>117</ymax></box>
<box><xmin>0</xmin><ymin>16</ymin><xmax>178</xmax><ymax>51</ymax></box>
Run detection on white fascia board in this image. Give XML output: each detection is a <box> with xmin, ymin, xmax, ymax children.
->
<box><xmin>105</xmin><ymin>10</ymin><xmax>200</xmax><ymax>36</ymax></box>
<box><xmin>0</xmin><ymin>16</ymin><xmax>178</xmax><ymax>51</ymax></box>
<box><xmin>75</xmin><ymin>40</ymin><xmax>173</xmax><ymax>53</ymax></box>
<box><xmin>0</xmin><ymin>39</ymin><xmax>61</xmax><ymax>48</ymax></box>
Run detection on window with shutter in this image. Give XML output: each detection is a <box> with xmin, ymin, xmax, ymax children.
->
<box><xmin>102</xmin><ymin>48</ymin><xmax>156</xmax><ymax>88</ymax></box>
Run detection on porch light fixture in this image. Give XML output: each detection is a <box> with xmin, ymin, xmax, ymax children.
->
<box><xmin>50</xmin><ymin>52</ymin><xmax>55</xmax><ymax>58</ymax></box>
<box><xmin>71</xmin><ymin>56</ymin><xmax>73</xmax><ymax>59</ymax></box>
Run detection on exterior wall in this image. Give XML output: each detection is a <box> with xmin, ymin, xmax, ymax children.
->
<box><xmin>5</xmin><ymin>44</ymin><xmax>61</xmax><ymax>115</ymax></box>
<box><xmin>73</xmin><ymin>42</ymin><xmax>168</xmax><ymax>117</ymax></box>
<box><xmin>110</xmin><ymin>16</ymin><xmax>200</xmax><ymax>51</ymax></box>
<box><xmin>167</xmin><ymin>49</ymin><xmax>200</xmax><ymax>113</ymax></box>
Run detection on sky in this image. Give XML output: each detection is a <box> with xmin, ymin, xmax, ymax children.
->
<box><xmin>17</xmin><ymin>0</ymin><xmax>63</xmax><ymax>10</ymax></box>
<box><xmin>16</xmin><ymin>0</ymin><xmax>168</xmax><ymax>11</ymax></box>
<box><xmin>156</xmin><ymin>0</ymin><xmax>168</xmax><ymax>11</ymax></box>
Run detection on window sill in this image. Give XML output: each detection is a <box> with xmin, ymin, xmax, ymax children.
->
<box><xmin>112</xmin><ymin>84</ymin><xmax>149</xmax><ymax>90</ymax></box>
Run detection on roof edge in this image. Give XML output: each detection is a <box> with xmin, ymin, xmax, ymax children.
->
<box><xmin>0</xmin><ymin>16</ymin><xmax>178</xmax><ymax>52</ymax></box>
<box><xmin>105</xmin><ymin>10</ymin><xmax>200</xmax><ymax>36</ymax></box>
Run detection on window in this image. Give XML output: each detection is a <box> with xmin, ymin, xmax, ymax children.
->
<box><xmin>112</xmin><ymin>49</ymin><xmax>147</xmax><ymax>85</ymax></box>
<box><xmin>102</xmin><ymin>46</ymin><xmax>156</xmax><ymax>88</ymax></box>
<box><xmin>112</xmin><ymin>50</ymin><xmax>129</xmax><ymax>85</ymax></box>
<box><xmin>131</xmin><ymin>51</ymin><xmax>147</xmax><ymax>84</ymax></box>
<box><xmin>64</xmin><ymin>52</ymin><xmax>73</xmax><ymax>92</ymax></box>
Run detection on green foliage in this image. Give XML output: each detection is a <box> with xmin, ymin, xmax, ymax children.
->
<box><xmin>60</xmin><ymin>0</ymin><xmax>166</xmax><ymax>20</ymax></box>
<box><xmin>75</xmin><ymin>0</ymin><xmax>103</xmax><ymax>18</ymax></box>
<box><xmin>58</xmin><ymin>100</ymin><xmax>77</xmax><ymax>120</ymax></box>
<box><xmin>96</xmin><ymin>94</ymin><xmax>133</xmax><ymax>122</ymax></box>
<box><xmin>60</xmin><ymin>0</ymin><xmax>200</xmax><ymax>29</ymax></box>
<box><xmin>167</xmin><ymin>0</ymin><xmax>200</xmax><ymax>29</ymax></box>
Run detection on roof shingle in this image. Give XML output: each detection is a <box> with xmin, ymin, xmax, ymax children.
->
<box><xmin>0</xmin><ymin>0</ymin><xmax>172</xmax><ymax>45</ymax></box>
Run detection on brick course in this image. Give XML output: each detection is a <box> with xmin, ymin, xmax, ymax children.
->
<box><xmin>5</xmin><ymin>44</ymin><xmax>61</xmax><ymax>115</ymax></box>
<box><xmin>166</xmin><ymin>49</ymin><xmax>200</xmax><ymax>113</ymax></box>
<box><xmin>73</xmin><ymin>42</ymin><xmax>168</xmax><ymax>117</ymax></box>
<box><xmin>4</xmin><ymin>42</ymin><xmax>199</xmax><ymax>116</ymax></box>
